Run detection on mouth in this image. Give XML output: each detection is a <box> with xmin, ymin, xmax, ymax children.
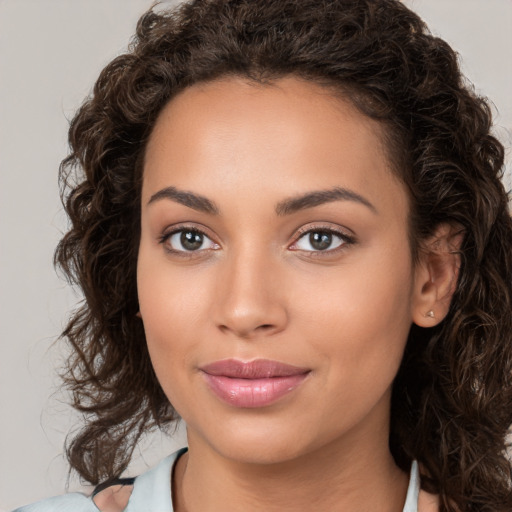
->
<box><xmin>199</xmin><ymin>359</ymin><xmax>311</xmax><ymax>408</ymax></box>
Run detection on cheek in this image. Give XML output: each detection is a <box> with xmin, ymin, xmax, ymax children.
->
<box><xmin>136</xmin><ymin>247</ymin><xmax>200</xmax><ymax>382</ymax></box>
<box><xmin>294</xmin><ymin>247</ymin><xmax>414</xmax><ymax>381</ymax></box>
<box><xmin>297</xmin><ymin>244</ymin><xmax>412</xmax><ymax>322</ymax></box>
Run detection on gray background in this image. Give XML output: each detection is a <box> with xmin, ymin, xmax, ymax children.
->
<box><xmin>1</xmin><ymin>0</ymin><xmax>511</xmax><ymax>509</ymax></box>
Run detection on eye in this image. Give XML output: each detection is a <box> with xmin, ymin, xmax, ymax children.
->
<box><xmin>291</xmin><ymin>228</ymin><xmax>353</xmax><ymax>253</ymax></box>
<box><xmin>160</xmin><ymin>228</ymin><xmax>219</xmax><ymax>253</ymax></box>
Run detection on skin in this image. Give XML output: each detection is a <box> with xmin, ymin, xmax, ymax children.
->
<box><xmin>97</xmin><ymin>76</ymin><xmax>459</xmax><ymax>511</ymax></box>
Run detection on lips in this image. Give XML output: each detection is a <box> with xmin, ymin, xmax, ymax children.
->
<box><xmin>200</xmin><ymin>359</ymin><xmax>310</xmax><ymax>408</ymax></box>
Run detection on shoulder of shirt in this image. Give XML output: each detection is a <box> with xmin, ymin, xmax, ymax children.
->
<box><xmin>11</xmin><ymin>448</ymin><xmax>187</xmax><ymax>512</ymax></box>
<box><xmin>11</xmin><ymin>492</ymin><xmax>98</xmax><ymax>512</ymax></box>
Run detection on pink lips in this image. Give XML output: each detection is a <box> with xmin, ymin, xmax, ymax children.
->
<box><xmin>200</xmin><ymin>359</ymin><xmax>310</xmax><ymax>408</ymax></box>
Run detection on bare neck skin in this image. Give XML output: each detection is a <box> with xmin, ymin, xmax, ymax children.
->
<box><xmin>174</xmin><ymin>390</ymin><xmax>409</xmax><ymax>512</ymax></box>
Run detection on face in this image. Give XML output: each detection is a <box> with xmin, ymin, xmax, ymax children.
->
<box><xmin>137</xmin><ymin>76</ymin><xmax>418</xmax><ymax>465</ymax></box>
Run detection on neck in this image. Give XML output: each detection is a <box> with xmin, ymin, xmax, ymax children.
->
<box><xmin>174</xmin><ymin>416</ymin><xmax>409</xmax><ymax>512</ymax></box>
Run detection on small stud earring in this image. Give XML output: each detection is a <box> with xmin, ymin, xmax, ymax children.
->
<box><xmin>426</xmin><ymin>310</ymin><xmax>435</xmax><ymax>318</ymax></box>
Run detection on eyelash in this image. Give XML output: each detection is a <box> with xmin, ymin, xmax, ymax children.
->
<box><xmin>158</xmin><ymin>224</ymin><xmax>356</xmax><ymax>258</ymax></box>
<box><xmin>158</xmin><ymin>225</ymin><xmax>217</xmax><ymax>257</ymax></box>
<box><xmin>290</xmin><ymin>225</ymin><xmax>356</xmax><ymax>256</ymax></box>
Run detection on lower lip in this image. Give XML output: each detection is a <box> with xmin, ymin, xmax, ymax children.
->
<box><xmin>202</xmin><ymin>373</ymin><xmax>309</xmax><ymax>408</ymax></box>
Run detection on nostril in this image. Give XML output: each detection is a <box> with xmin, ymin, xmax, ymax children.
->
<box><xmin>217</xmin><ymin>322</ymin><xmax>277</xmax><ymax>338</ymax></box>
<box><xmin>257</xmin><ymin>324</ymin><xmax>275</xmax><ymax>331</ymax></box>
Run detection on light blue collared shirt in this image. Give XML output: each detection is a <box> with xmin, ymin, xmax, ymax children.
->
<box><xmin>13</xmin><ymin>451</ymin><xmax>420</xmax><ymax>512</ymax></box>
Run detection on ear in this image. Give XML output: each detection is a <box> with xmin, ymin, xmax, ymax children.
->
<box><xmin>412</xmin><ymin>223</ymin><xmax>464</xmax><ymax>327</ymax></box>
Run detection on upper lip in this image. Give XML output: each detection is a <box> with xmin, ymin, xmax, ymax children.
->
<box><xmin>200</xmin><ymin>359</ymin><xmax>311</xmax><ymax>379</ymax></box>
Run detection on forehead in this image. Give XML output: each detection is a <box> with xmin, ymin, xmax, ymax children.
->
<box><xmin>142</xmin><ymin>76</ymin><xmax>407</xmax><ymax>218</ymax></box>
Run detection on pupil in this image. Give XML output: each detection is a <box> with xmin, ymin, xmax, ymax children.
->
<box><xmin>181</xmin><ymin>231</ymin><xmax>203</xmax><ymax>250</ymax></box>
<box><xmin>310</xmin><ymin>231</ymin><xmax>332</xmax><ymax>250</ymax></box>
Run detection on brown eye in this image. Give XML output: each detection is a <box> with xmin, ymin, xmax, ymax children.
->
<box><xmin>289</xmin><ymin>226</ymin><xmax>358</xmax><ymax>255</ymax></box>
<box><xmin>294</xmin><ymin>230</ymin><xmax>345</xmax><ymax>252</ymax></box>
<box><xmin>180</xmin><ymin>230</ymin><xmax>204</xmax><ymax>250</ymax></box>
<box><xmin>309</xmin><ymin>231</ymin><xmax>333</xmax><ymax>251</ymax></box>
<box><xmin>163</xmin><ymin>229</ymin><xmax>218</xmax><ymax>253</ymax></box>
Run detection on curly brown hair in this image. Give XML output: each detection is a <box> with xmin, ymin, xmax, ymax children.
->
<box><xmin>55</xmin><ymin>0</ymin><xmax>512</xmax><ymax>509</ymax></box>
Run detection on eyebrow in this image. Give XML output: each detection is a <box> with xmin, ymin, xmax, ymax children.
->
<box><xmin>275</xmin><ymin>187</ymin><xmax>377</xmax><ymax>216</ymax></box>
<box><xmin>147</xmin><ymin>186</ymin><xmax>220</xmax><ymax>215</ymax></box>
<box><xmin>147</xmin><ymin>185</ymin><xmax>376</xmax><ymax>216</ymax></box>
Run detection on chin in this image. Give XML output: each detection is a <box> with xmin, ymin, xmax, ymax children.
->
<box><xmin>188</xmin><ymin>412</ymin><xmax>328</xmax><ymax>467</ymax></box>
<box><xmin>217</xmin><ymin>436</ymin><xmax>310</xmax><ymax>466</ymax></box>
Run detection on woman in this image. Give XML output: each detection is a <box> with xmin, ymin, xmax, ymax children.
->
<box><xmin>14</xmin><ymin>0</ymin><xmax>512</xmax><ymax>511</ymax></box>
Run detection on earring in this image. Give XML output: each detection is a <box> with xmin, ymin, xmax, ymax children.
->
<box><xmin>425</xmin><ymin>310</ymin><xmax>435</xmax><ymax>318</ymax></box>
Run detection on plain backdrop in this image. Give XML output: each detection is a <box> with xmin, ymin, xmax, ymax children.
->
<box><xmin>1</xmin><ymin>0</ymin><xmax>511</xmax><ymax>509</ymax></box>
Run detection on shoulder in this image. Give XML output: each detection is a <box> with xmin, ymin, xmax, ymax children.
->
<box><xmin>12</xmin><ymin>486</ymin><xmax>134</xmax><ymax>512</ymax></box>
<box><xmin>418</xmin><ymin>489</ymin><xmax>440</xmax><ymax>512</ymax></box>
<box><xmin>92</xmin><ymin>484</ymin><xmax>134</xmax><ymax>512</ymax></box>
<box><xmin>13</xmin><ymin>448</ymin><xmax>186</xmax><ymax>512</ymax></box>
<box><xmin>12</xmin><ymin>492</ymin><xmax>98</xmax><ymax>512</ymax></box>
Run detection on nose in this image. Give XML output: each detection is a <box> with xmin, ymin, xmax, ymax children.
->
<box><xmin>213</xmin><ymin>250</ymin><xmax>288</xmax><ymax>339</ymax></box>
